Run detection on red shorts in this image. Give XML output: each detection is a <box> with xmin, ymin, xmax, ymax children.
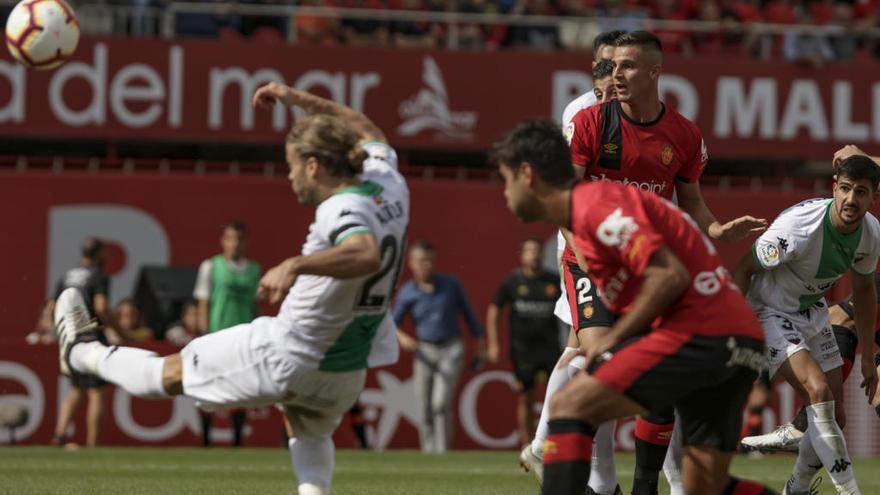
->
<box><xmin>591</xmin><ymin>330</ymin><xmax>764</xmax><ymax>452</ymax></box>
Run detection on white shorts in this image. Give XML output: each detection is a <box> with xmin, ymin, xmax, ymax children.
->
<box><xmin>181</xmin><ymin>316</ymin><xmax>367</xmax><ymax>439</ymax></box>
<box><xmin>758</xmin><ymin>305</ymin><xmax>844</xmax><ymax>378</ymax></box>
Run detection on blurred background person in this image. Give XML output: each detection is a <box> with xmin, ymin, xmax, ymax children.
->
<box><xmin>164</xmin><ymin>299</ymin><xmax>199</xmax><ymax>347</ymax></box>
<box><xmin>394</xmin><ymin>240</ymin><xmax>486</xmax><ymax>453</ymax></box>
<box><xmin>114</xmin><ymin>298</ymin><xmax>155</xmax><ymax>343</ymax></box>
<box><xmin>486</xmin><ymin>238</ymin><xmax>561</xmax><ymax>448</ymax></box>
<box><xmin>193</xmin><ymin>221</ymin><xmax>262</xmax><ymax>448</ymax></box>
<box><xmin>49</xmin><ymin>237</ymin><xmax>119</xmax><ymax>448</ymax></box>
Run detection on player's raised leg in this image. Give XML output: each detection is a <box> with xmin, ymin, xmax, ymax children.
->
<box><xmin>57</xmin><ymin>288</ymin><xmax>174</xmax><ymax>399</ymax></box>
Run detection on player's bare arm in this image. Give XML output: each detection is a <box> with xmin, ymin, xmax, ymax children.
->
<box><xmin>196</xmin><ymin>298</ymin><xmax>209</xmax><ymax>335</ymax></box>
<box><xmin>731</xmin><ymin>250</ymin><xmax>761</xmax><ymax>295</ymax></box>
<box><xmin>580</xmin><ymin>246</ymin><xmax>689</xmax><ymax>369</ymax></box>
<box><xmin>396</xmin><ymin>328</ymin><xmax>417</xmax><ymax>353</ymax></box>
<box><xmin>852</xmin><ymin>271</ymin><xmax>879</xmax><ymax>402</ymax></box>
<box><xmin>485</xmin><ymin>303</ymin><xmax>501</xmax><ymax>364</ymax></box>
<box><xmin>259</xmin><ymin>232</ymin><xmax>381</xmax><ymax>304</ymax></box>
<box><xmin>252</xmin><ymin>82</ymin><xmax>386</xmax><ymax>143</ymax></box>
<box><xmin>833</xmin><ymin>145</ymin><xmax>880</xmax><ymax>169</ymax></box>
<box><xmin>675</xmin><ymin>180</ymin><xmax>767</xmax><ymax>241</ymax></box>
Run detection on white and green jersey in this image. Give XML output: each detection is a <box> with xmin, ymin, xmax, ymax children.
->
<box><xmin>272</xmin><ymin>142</ymin><xmax>409</xmax><ymax>372</ymax></box>
<box><xmin>749</xmin><ymin>198</ymin><xmax>880</xmax><ymax>313</ymax></box>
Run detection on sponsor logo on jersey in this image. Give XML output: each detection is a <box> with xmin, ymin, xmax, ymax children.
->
<box><xmin>660</xmin><ymin>144</ymin><xmax>674</xmax><ymax>166</ymax></box>
<box><xmin>597</xmin><ymin>208</ymin><xmax>638</xmax><ymax>250</ymax></box>
<box><xmin>758</xmin><ymin>243</ymin><xmax>779</xmax><ymax>266</ymax></box>
<box><xmin>602</xmin><ymin>143</ymin><xmax>618</xmax><ymax>155</ymax></box>
<box><xmin>776</xmin><ymin>237</ymin><xmax>789</xmax><ymax>253</ymax></box>
<box><xmin>589</xmin><ymin>173</ymin><xmax>668</xmax><ymax>195</ymax></box>
<box><xmin>517</xmin><ymin>285</ymin><xmax>529</xmax><ymax>296</ymax></box>
<box><xmin>545</xmin><ymin>284</ymin><xmax>558</xmax><ymax>297</ymax></box>
<box><xmin>397</xmin><ymin>57</ymin><xmax>477</xmax><ymax>140</ymax></box>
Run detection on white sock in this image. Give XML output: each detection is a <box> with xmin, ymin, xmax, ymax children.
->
<box><xmin>663</xmin><ymin>418</ymin><xmax>685</xmax><ymax>495</ymax></box>
<box><xmin>789</xmin><ymin>434</ymin><xmax>823</xmax><ymax>492</ymax></box>
<box><xmin>290</xmin><ymin>436</ymin><xmax>335</xmax><ymax>495</ymax></box>
<box><xmin>805</xmin><ymin>401</ymin><xmax>859</xmax><ymax>494</ymax></box>
<box><xmin>531</xmin><ymin>347</ymin><xmax>579</xmax><ymax>457</ymax></box>
<box><xmin>71</xmin><ymin>342</ymin><xmax>168</xmax><ymax>398</ymax></box>
<box><xmin>588</xmin><ymin>420</ymin><xmax>618</xmax><ymax>494</ymax></box>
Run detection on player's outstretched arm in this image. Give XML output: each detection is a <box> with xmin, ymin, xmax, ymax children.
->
<box><xmin>852</xmin><ymin>271</ymin><xmax>879</xmax><ymax>402</ymax></box>
<box><xmin>676</xmin><ymin>181</ymin><xmax>767</xmax><ymax>241</ymax></box>
<box><xmin>252</xmin><ymin>82</ymin><xmax>386</xmax><ymax>143</ymax></box>
<box><xmin>833</xmin><ymin>145</ymin><xmax>880</xmax><ymax>169</ymax></box>
<box><xmin>258</xmin><ymin>233</ymin><xmax>381</xmax><ymax>304</ymax></box>
<box><xmin>581</xmin><ymin>247</ymin><xmax>689</xmax><ymax>369</ymax></box>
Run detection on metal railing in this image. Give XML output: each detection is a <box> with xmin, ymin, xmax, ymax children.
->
<box><xmin>4</xmin><ymin>1</ymin><xmax>878</xmax><ymax>49</ymax></box>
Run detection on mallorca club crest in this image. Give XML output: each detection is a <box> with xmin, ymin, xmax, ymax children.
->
<box><xmin>660</xmin><ymin>144</ymin><xmax>675</xmax><ymax>166</ymax></box>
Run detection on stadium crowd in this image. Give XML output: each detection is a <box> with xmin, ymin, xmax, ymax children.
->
<box><xmin>1</xmin><ymin>0</ymin><xmax>876</xmax><ymax>61</ymax></box>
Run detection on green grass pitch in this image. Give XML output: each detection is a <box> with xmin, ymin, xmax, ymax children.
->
<box><xmin>2</xmin><ymin>447</ymin><xmax>879</xmax><ymax>494</ymax></box>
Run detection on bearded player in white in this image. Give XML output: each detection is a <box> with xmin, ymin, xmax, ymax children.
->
<box><xmin>733</xmin><ymin>155</ymin><xmax>880</xmax><ymax>495</ymax></box>
<box><xmin>54</xmin><ymin>107</ymin><xmax>408</xmax><ymax>495</ymax></box>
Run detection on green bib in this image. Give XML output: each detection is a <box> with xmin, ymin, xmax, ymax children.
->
<box><xmin>209</xmin><ymin>255</ymin><xmax>261</xmax><ymax>332</ymax></box>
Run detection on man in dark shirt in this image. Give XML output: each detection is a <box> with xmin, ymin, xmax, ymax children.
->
<box><xmin>487</xmin><ymin>237</ymin><xmax>561</xmax><ymax>448</ymax></box>
<box><xmin>49</xmin><ymin>237</ymin><xmax>118</xmax><ymax>447</ymax></box>
<box><xmin>394</xmin><ymin>240</ymin><xmax>485</xmax><ymax>453</ymax></box>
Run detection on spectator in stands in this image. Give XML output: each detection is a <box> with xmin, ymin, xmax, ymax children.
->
<box><xmin>393</xmin><ymin>240</ymin><xmax>486</xmax><ymax>453</ymax></box>
<box><xmin>193</xmin><ymin>221</ymin><xmax>261</xmax><ymax>448</ymax></box>
<box><xmin>293</xmin><ymin>0</ymin><xmax>341</xmax><ymax>45</ymax></box>
<box><xmin>115</xmin><ymin>299</ymin><xmax>155</xmax><ymax>343</ymax></box>
<box><xmin>390</xmin><ymin>0</ymin><xmax>443</xmax><ymax>48</ymax></box>
<box><xmin>49</xmin><ymin>237</ymin><xmax>119</xmax><ymax>448</ymax></box>
<box><xmin>827</xmin><ymin>1</ymin><xmax>859</xmax><ymax>61</ymax></box>
<box><xmin>239</xmin><ymin>0</ymin><xmax>287</xmax><ymax>41</ymax></box>
<box><xmin>596</xmin><ymin>0</ymin><xmax>648</xmax><ymax>35</ymax></box>
<box><xmin>164</xmin><ymin>300</ymin><xmax>199</xmax><ymax>347</ymax></box>
<box><xmin>783</xmin><ymin>23</ymin><xmax>836</xmax><ymax>67</ymax></box>
<box><xmin>507</xmin><ymin>0</ymin><xmax>561</xmax><ymax>50</ymax></box>
<box><xmin>342</xmin><ymin>0</ymin><xmax>391</xmax><ymax>46</ymax></box>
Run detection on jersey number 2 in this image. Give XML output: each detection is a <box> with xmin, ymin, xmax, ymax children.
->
<box><xmin>576</xmin><ymin>277</ymin><xmax>593</xmax><ymax>305</ymax></box>
<box><xmin>356</xmin><ymin>235</ymin><xmax>403</xmax><ymax>310</ymax></box>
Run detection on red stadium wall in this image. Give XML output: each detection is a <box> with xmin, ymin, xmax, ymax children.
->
<box><xmin>0</xmin><ymin>172</ymin><xmax>876</xmax><ymax>451</ymax></box>
<box><xmin>2</xmin><ymin>37</ymin><xmax>880</xmax><ymax>159</ymax></box>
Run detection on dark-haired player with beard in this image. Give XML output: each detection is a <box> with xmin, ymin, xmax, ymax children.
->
<box><xmin>494</xmin><ymin>119</ymin><xmax>777</xmax><ymax>495</ymax></box>
<box><xmin>733</xmin><ymin>156</ymin><xmax>880</xmax><ymax>495</ymax></box>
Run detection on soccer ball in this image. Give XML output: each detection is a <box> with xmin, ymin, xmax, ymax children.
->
<box><xmin>5</xmin><ymin>0</ymin><xmax>79</xmax><ymax>70</ymax></box>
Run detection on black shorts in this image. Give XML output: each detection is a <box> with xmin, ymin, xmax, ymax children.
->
<box><xmin>511</xmin><ymin>345</ymin><xmax>558</xmax><ymax>391</ymax></box>
<box><xmin>833</xmin><ymin>324</ymin><xmax>858</xmax><ymax>364</ymax></box>
<box><xmin>562</xmin><ymin>260</ymin><xmax>615</xmax><ymax>332</ymax></box>
<box><xmin>69</xmin><ymin>373</ymin><xmax>106</xmax><ymax>389</ymax></box>
<box><xmin>592</xmin><ymin>331</ymin><xmax>763</xmax><ymax>452</ymax></box>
